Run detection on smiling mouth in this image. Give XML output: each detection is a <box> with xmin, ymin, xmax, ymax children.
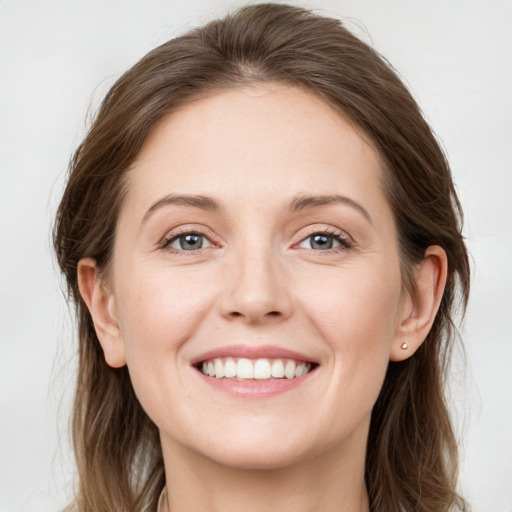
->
<box><xmin>196</xmin><ymin>357</ymin><xmax>318</xmax><ymax>380</ymax></box>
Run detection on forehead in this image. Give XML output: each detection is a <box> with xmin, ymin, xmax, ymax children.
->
<box><xmin>122</xmin><ymin>84</ymin><xmax>390</xmax><ymax>224</ymax></box>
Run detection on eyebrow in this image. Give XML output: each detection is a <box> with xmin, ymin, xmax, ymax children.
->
<box><xmin>287</xmin><ymin>193</ymin><xmax>373</xmax><ymax>224</ymax></box>
<box><xmin>141</xmin><ymin>192</ymin><xmax>372</xmax><ymax>225</ymax></box>
<box><xmin>142</xmin><ymin>194</ymin><xmax>222</xmax><ymax>223</ymax></box>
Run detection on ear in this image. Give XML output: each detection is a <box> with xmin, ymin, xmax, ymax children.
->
<box><xmin>77</xmin><ymin>258</ymin><xmax>127</xmax><ymax>368</ymax></box>
<box><xmin>390</xmin><ymin>246</ymin><xmax>448</xmax><ymax>362</ymax></box>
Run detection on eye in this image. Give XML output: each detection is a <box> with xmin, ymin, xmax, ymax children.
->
<box><xmin>163</xmin><ymin>232</ymin><xmax>213</xmax><ymax>251</ymax></box>
<box><xmin>298</xmin><ymin>231</ymin><xmax>352</xmax><ymax>251</ymax></box>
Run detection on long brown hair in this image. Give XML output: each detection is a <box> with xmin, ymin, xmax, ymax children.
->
<box><xmin>53</xmin><ymin>4</ymin><xmax>470</xmax><ymax>511</ymax></box>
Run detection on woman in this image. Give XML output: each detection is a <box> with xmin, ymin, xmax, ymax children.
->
<box><xmin>53</xmin><ymin>3</ymin><xmax>470</xmax><ymax>511</ymax></box>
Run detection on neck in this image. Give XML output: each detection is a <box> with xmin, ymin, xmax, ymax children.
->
<box><xmin>159</xmin><ymin>435</ymin><xmax>370</xmax><ymax>512</ymax></box>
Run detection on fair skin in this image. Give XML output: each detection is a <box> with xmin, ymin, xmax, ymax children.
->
<box><xmin>78</xmin><ymin>84</ymin><xmax>447</xmax><ymax>512</ymax></box>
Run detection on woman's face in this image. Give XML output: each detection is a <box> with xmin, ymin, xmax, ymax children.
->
<box><xmin>106</xmin><ymin>84</ymin><xmax>410</xmax><ymax>469</ymax></box>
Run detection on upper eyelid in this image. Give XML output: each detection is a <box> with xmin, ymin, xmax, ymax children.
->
<box><xmin>161</xmin><ymin>225</ymin><xmax>219</xmax><ymax>245</ymax></box>
<box><xmin>163</xmin><ymin>233</ymin><xmax>214</xmax><ymax>254</ymax></box>
<box><xmin>159</xmin><ymin>224</ymin><xmax>354</xmax><ymax>249</ymax></box>
<box><xmin>294</xmin><ymin>225</ymin><xmax>353</xmax><ymax>243</ymax></box>
<box><xmin>160</xmin><ymin>232</ymin><xmax>216</xmax><ymax>255</ymax></box>
<box><xmin>296</xmin><ymin>232</ymin><xmax>353</xmax><ymax>250</ymax></box>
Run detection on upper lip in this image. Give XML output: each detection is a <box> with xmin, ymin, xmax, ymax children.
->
<box><xmin>191</xmin><ymin>344</ymin><xmax>319</xmax><ymax>366</ymax></box>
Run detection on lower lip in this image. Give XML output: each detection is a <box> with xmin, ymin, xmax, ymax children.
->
<box><xmin>194</xmin><ymin>368</ymin><xmax>316</xmax><ymax>398</ymax></box>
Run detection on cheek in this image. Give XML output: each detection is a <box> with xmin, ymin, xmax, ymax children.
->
<box><xmin>295</xmin><ymin>263</ymin><xmax>402</xmax><ymax>407</ymax></box>
<box><xmin>299</xmin><ymin>261</ymin><xmax>402</xmax><ymax>343</ymax></box>
<box><xmin>115</xmin><ymin>263</ymin><xmax>217</xmax><ymax>364</ymax></box>
<box><xmin>112</xmin><ymin>264</ymin><xmax>220</xmax><ymax>428</ymax></box>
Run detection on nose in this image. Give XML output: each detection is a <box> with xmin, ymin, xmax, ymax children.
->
<box><xmin>218</xmin><ymin>245</ymin><xmax>293</xmax><ymax>325</ymax></box>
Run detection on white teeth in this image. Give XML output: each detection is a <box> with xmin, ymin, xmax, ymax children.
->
<box><xmin>223</xmin><ymin>357</ymin><xmax>237</xmax><ymax>378</ymax></box>
<box><xmin>271</xmin><ymin>359</ymin><xmax>285</xmax><ymax>378</ymax></box>
<box><xmin>199</xmin><ymin>357</ymin><xmax>313</xmax><ymax>380</ymax></box>
<box><xmin>254</xmin><ymin>359</ymin><xmax>272</xmax><ymax>379</ymax></box>
<box><xmin>295</xmin><ymin>363</ymin><xmax>307</xmax><ymax>377</ymax></box>
<box><xmin>236</xmin><ymin>358</ymin><xmax>254</xmax><ymax>379</ymax></box>
<box><xmin>284</xmin><ymin>360</ymin><xmax>296</xmax><ymax>379</ymax></box>
<box><xmin>214</xmin><ymin>358</ymin><xmax>224</xmax><ymax>379</ymax></box>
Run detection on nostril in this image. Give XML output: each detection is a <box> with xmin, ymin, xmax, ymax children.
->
<box><xmin>229</xmin><ymin>311</ymin><xmax>280</xmax><ymax>318</ymax></box>
<box><xmin>229</xmin><ymin>311</ymin><xmax>282</xmax><ymax>318</ymax></box>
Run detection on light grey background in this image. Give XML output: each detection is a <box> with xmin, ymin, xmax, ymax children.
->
<box><xmin>1</xmin><ymin>0</ymin><xmax>511</xmax><ymax>510</ymax></box>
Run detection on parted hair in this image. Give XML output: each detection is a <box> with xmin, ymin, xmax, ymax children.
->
<box><xmin>53</xmin><ymin>3</ymin><xmax>470</xmax><ymax>511</ymax></box>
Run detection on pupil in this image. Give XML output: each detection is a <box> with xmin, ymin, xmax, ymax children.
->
<box><xmin>180</xmin><ymin>234</ymin><xmax>202</xmax><ymax>250</ymax></box>
<box><xmin>312</xmin><ymin>234</ymin><xmax>332</xmax><ymax>250</ymax></box>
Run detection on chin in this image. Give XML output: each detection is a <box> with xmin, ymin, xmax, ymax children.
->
<box><xmin>188</xmin><ymin>423</ymin><xmax>321</xmax><ymax>471</ymax></box>
<box><xmin>206</xmin><ymin>443</ymin><xmax>309</xmax><ymax>471</ymax></box>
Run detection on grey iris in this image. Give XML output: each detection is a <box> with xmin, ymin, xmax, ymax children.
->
<box><xmin>180</xmin><ymin>234</ymin><xmax>203</xmax><ymax>250</ymax></box>
<box><xmin>311</xmin><ymin>234</ymin><xmax>333</xmax><ymax>250</ymax></box>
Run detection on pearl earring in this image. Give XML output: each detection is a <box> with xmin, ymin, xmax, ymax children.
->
<box><xmin>400</xmin><ymin>343</ymin><xmax>408</xmax><ymax>350</ymax></box>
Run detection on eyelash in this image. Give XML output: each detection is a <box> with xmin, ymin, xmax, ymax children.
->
<box><xmin>160</xmin><ymin>228</ymin><xmax>216</xmax><ymax>254</ymax></box>
<box><xmin>160</xmin><ymin>228</ymin><xmax>353</xmax><ymax>254</ymax></box>
<box><xmin>298</xmin><ymin>228</ymin><xmax>353</xmax><ymax>252</ymax></box>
